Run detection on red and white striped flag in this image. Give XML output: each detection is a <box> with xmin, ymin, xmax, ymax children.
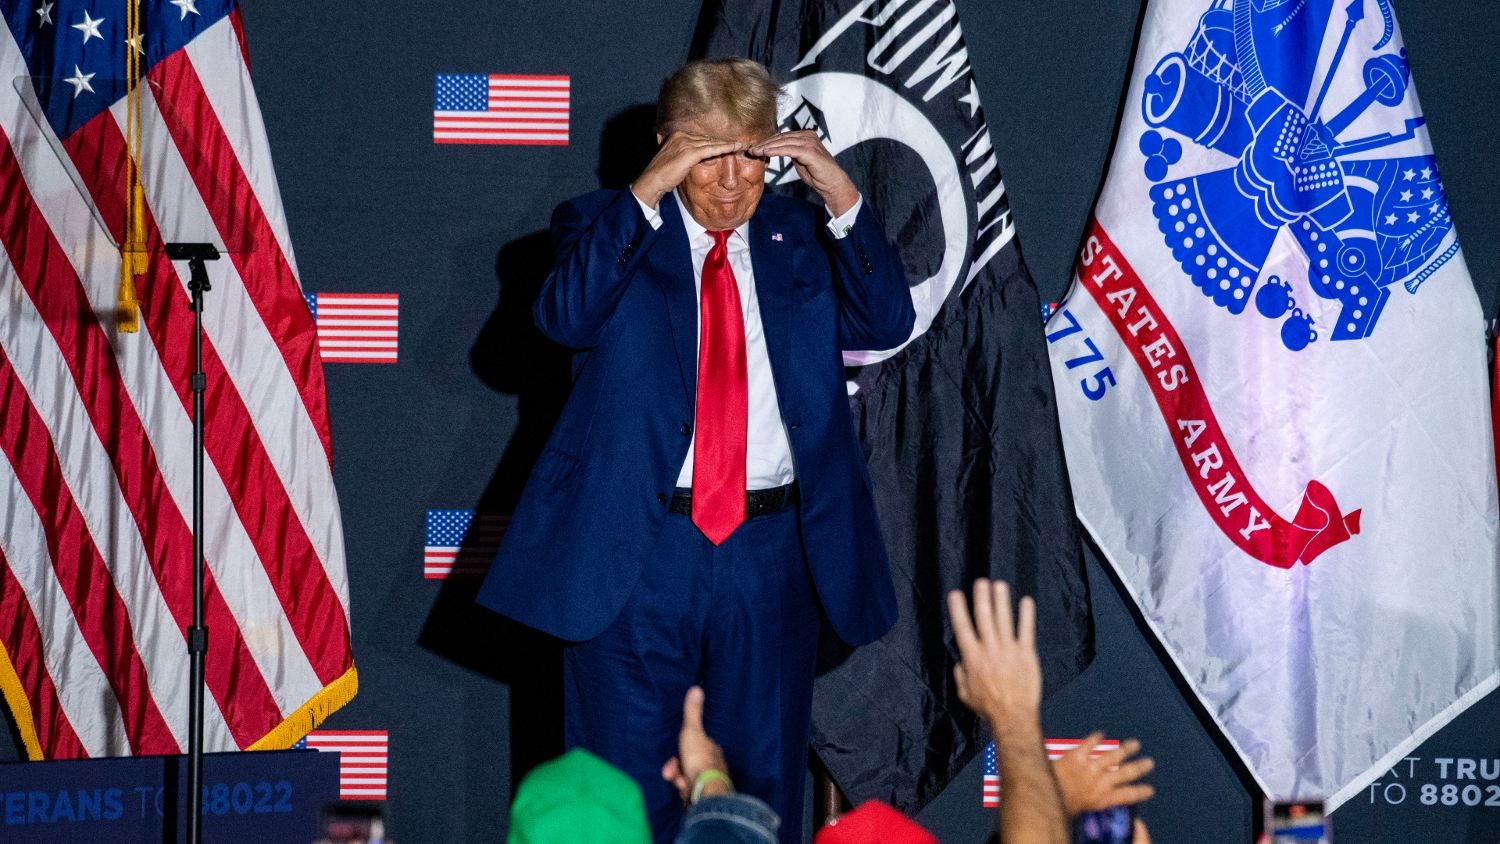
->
<box><xmin>304</xmin><ymin>730</ymin><xmax>389</xmax><ymax>801</ymax></box>
<box><xmin>307</xmin><ymin>292</ymin><xmax>399</xmax><ymax>364</ymax></box>
<box><xmin>423</xmin><ymin>509</ymin><xmax>508</xmax><ymax>580</ymax></box>
<box><xmin>0</xmin><ymin>1</ymin><xmax>356</xmax><ymax>759</ymax></box>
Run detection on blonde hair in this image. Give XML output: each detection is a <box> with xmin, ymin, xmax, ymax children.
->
<box><xmin>656</xmin><ymin>59</ymin><xmax>780</xmax><ymax>137</ymax></box>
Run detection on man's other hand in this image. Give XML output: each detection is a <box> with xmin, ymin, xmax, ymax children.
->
<box><xmin>748</xmin><ymin>130</ymin><xmax>860</xmax><ymax>217</ymax></box>
<box><xmin>947</xmin><ymin>579</ymin><xmax>1043</xmax><ymax>740</ymax></box>
<box><xmin>1051</xmin><ymin>733</ymin><xmax>1155</xmax><ymax>816</ymax></box>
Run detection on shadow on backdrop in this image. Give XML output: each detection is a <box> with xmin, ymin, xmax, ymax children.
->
<box><xmin>416</xmin><ymin>104</ymin><xmax>661</xmax><ymax>796</ymax></box>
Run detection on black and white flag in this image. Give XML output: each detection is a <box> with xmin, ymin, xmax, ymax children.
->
<box><xmin>695</xmin><ymin>0</ymin><xmax>1095</xmax><ymax>812</ymax></box>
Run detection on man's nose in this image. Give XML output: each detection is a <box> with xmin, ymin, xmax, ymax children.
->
<box><xmin>717</xmin><ymin>156</ymin><xmax>740</xmax><ymax>188</ymax></box>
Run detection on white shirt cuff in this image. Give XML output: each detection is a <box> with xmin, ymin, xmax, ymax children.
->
<box><xmin>825</xmin><ymin>196</ymin><xmax>863</xmax><ymax>239</ymax></box>
<box><xmin>633</xmin><ymin>190</ymin><xmax>663</xmax><ymax>230</ymax></box>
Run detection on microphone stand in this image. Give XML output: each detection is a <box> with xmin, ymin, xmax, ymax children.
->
<box><xmin>165</xmin><ymin>242</ymin><xmax>220</xmax><ymax>844</ymax></box>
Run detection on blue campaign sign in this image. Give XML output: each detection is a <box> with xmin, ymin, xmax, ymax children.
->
<box><xmin>0</xmin><ymin>750</ymin><xmax>339</xmax><ymax>843</ymax></box>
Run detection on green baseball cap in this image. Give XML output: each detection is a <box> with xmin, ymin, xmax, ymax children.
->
<box><xmin>508</xmin><ymin>749</ymin><xmax>652</xmax><ymax>844</ymax></box>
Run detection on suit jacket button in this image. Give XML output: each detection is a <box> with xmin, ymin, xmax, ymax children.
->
<box><xmin>657</xmin><ymin>493</ymin><xmax>668</xmax><ymax>504</ymax></box>
<box><xmin>679</xmin><ymin>423</ymin><xmax>692</xmax><ymax>436</ymax></box>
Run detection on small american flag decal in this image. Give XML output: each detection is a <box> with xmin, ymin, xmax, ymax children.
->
<box><xmin>433</xmin><ymin>74</ymin><xmax>570</xmax><ymax>145</ymax></box>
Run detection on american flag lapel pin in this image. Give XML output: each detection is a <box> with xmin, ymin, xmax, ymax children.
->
<box><xmin>771</xmin><ymin>232</ymin><xmax>783</xmax><ymax>242</ymax></box>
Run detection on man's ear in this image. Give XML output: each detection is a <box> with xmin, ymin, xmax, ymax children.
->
<box><xmin>656</xmin><ymin>133</ymin><xmax>664</xmax><ymax>145</ymax></box>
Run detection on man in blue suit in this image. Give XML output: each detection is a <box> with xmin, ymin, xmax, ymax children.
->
<box><xmin>478</xmin><ymin>58</ymin><xmax>914</xmax><ymax>842</ymax></box>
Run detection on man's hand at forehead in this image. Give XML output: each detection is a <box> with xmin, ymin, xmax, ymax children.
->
<box><xmin>749</xmin><ymin>130</ymin><xmax>860</xmax><ymax>218</ymax></box>
<box><xmin>630</xmin><ymin>132</ymin><xmax>749</xmax><ymax>210</ymax></box>
<box><xmin>632</xmin><ymin>126</ymin><xmax>861</xmax><ymax>224</ymax></box>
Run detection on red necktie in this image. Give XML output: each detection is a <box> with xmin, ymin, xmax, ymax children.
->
<box><xmin>692</xmin><ymin>230</ymin><xmax>748</xmax><ymax>545</ymax></box>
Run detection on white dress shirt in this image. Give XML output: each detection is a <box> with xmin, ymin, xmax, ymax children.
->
<box><xmin>634</xmin><ymin>190</ymin><xmax>863</xmax><ymax>489</ymax></box>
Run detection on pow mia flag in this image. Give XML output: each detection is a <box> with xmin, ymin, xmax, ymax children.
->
<box><xmin>694</xmin><ymin>0</ymin><xmax>1095</xmax><ymax>812</ymax></box>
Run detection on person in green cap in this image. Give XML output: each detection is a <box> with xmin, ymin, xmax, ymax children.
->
<box><xmin>510</xmin><ymin>687</ymin><xmax>780</xmax><ymax>843</ymax></box>
<box><xmin>509</xmin><ymin>747</ymin><xmax>653</xmax><ymax>844</ymax></box>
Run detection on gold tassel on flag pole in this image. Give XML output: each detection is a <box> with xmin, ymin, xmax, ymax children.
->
<box><xmin>118</xmin><ymin>0</ymin><xmax>146</xmax><ymax>333</ymax></box>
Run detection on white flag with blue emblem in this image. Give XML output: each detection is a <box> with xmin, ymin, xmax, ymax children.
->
<box><xmin>1048</xmin><ymin>0</ymin><xmax>1500</xmax><ymax>807</ymax></box>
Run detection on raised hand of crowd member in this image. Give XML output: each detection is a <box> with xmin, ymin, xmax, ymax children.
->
<box><xmin>948</xmin><ymin>578</ymin><xmax>1068</xmax><ymax>844</ymax></box>
<box><xmin>662</xmin><ymin>687</ymin><xmax>782</xmax><ymax>844</ymax></box>
<box><xmin>662</xmin><ymin>686</ymin><xmax>732</xmax><ymax>804</ymax></box>
<box><xmin>1051</xmin><ymin>732</ymin><xmax>1155</xmax><ymax>816</ymax></box>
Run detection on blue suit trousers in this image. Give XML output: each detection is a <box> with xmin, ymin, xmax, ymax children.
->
<box><xmin>563</xmin><ymin>505</ymin><xmax>819</xmax><ymax>844</ymax></box>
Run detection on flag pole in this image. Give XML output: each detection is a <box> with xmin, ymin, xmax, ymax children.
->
<box><xmin>119</xmin><ymin>0</ymin><xmax>145</xmax><ymax>331</ymax></box>
<box><xmin>166</xmin><ymin>242</ymin><xmax>221</xmax><ymax>844</ymax></box>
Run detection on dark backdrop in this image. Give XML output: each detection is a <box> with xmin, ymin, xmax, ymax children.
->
<box><xmin>6</xmin><ymin>2</ymin><xmax>1498</xmax><ymax>842</ymax></box>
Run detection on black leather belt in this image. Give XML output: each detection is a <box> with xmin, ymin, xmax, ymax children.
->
<box><xmin>669</xmin><ymin>482</ymin><xmax>798</xmax><ymax>519</ymax></box>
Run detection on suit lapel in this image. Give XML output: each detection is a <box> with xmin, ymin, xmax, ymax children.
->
<box><xmin>747</xmin><ymin>208</ymin><xmax>799</xmax><ymax>399</ymax></box>
<box><xmin>653</xmin><ymin>194</ymin><xmax>699</xmax><ymax>402</ymax></box>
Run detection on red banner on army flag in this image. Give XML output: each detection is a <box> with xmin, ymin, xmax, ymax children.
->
<box><xmin>1049</xmin><ymin>0</ymin><xmax>1500</xmax><ymax>809</ymax></box>
<box><xmin>0</xmin><ymin>1</ymin><xmax>355</xmax><ymax>759</ymax></box>
<box><xmin>1070</xmin><ymin>223</ymin><xmax>1362</xmax><ymax>569</ymax></box>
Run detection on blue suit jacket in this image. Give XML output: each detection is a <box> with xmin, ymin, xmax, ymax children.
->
<box><xmin>476</xmin><ymin>188</ymin><xmax>915</xmax><ymax>645</ymax></box>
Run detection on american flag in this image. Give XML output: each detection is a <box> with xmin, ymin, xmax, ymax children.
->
<box><xmin>300</xmin><ymin>730</ymin><xmax>389</xmax><ymax>800</ymax></box>
<box><xmin>305</xmin><ymin>292</ymin><xmax>399</xmax><ymax>364</ymax></box>
<box><xmin>0</xmin><ymin>1</ymin><xmax>355</xmax><ymax>759</ymax></box>
<box><xmin>433</xmin><ymin>73</ymin><xmax>570</xmax><ymax>146</ymax></box>
<box><xmin>981</xmin><ymin>738</ymin><xmax>1121</xmax><ymax>807</ymax></box>
<box><xmin>424</xmin><ymin>510</ymin><xmax>508</xmax><ymax>579</ymax></box>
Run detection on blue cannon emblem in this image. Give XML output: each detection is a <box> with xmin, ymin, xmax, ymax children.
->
<box><xmin>1138</xmin><ymin>0</ymin><xmax>1457</xmax><ymax>351</ymax></box>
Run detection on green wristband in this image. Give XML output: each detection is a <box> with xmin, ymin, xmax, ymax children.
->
<box><xmin>689</xmin><ymin>768</ymin><xmax>733</xmax><ymax>805</ymax></box>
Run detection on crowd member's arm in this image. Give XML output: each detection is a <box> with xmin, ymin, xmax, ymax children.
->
<box><xmin>1051</xmin><ymin>732</ymin><xmax>1155</xmax><ymax>816</ymax></box>
<box><xmin>948</xmin><ymin>579</ymin><xmax>1068</xmax><ymax>844</ymax></box>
